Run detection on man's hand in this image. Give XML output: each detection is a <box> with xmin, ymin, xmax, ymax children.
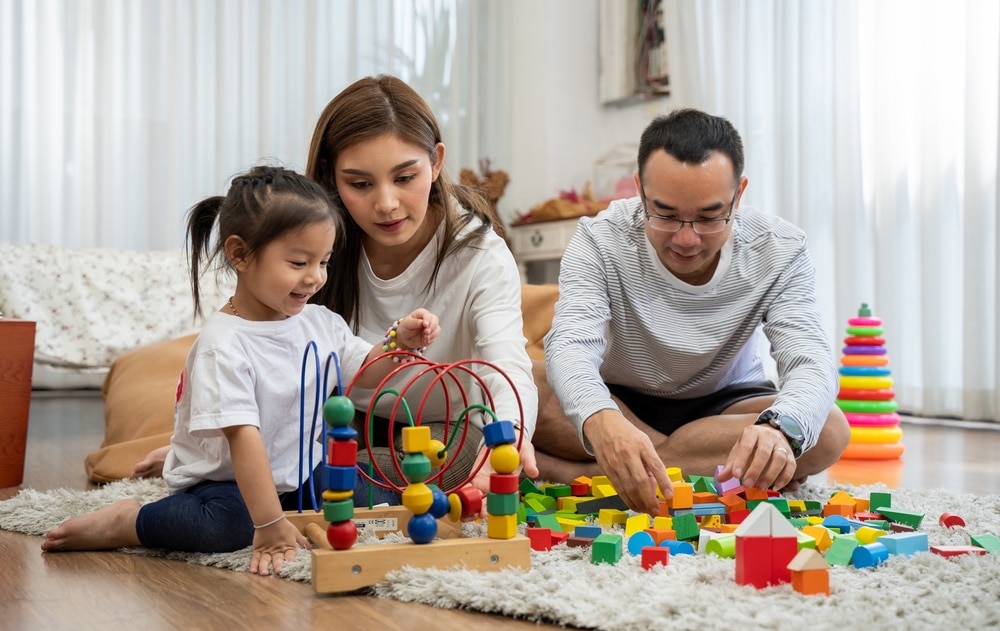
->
<box><xmin>718</xmin><ymin>424</ymin><xmax>797</xmax><ymax>490</ymax></box>
<box><xmin>583</xmin><ymin>410</ymin><xmax>673</xmax><ymax>515</ymax></box>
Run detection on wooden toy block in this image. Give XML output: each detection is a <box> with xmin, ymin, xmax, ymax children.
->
<box><xmin>853</xmin><ymin>498</ymin><xmax>870</xmax><ymax>513</ymax></box>
<box><xmin>627</xmin><ymin>531</ymin><xmax>656</xmax><ymax>556</ymax></box>
<box><xmin>788</xmin><ymin>548</ymin><xmax>830</xmax><ymax>596</ymax></box>
<box><xmin>591</xmin><ymin>533</ymin><xmax>623</xmax><ymax>565</ymax></box>
<box><xmin>718</xmin><ymin>495</ymin><xmax>746</xmax><ymax>513</ymax></box>
<box><xmin>486</xmin><ymin>491</ymin><xmax>519</xmax><ymax>516</ymax></box>
<box><xmin>821</xmin><ymin>515</ymin><xmax>852</xmax><ymax>534</ymax></box>
<box><xmin>527</xmin><ymin>527</ymin><xmax>553</xmax><ymax>551</ymax></box>
<box><xmin>970</xmin><ymin>533</ymin><xmax>1000</xmax><ymax>555</ymax></box>
<box><xmin>877</xmin><ymin>507</ymin><xmax>924</xmax><ymax>529</ymax></box>
<box><xmin>652</xmin><ymin>515</ymin><xmax>673</xmax><ymax>530</ymax></box>
<box><xmin>720</xmin><ymin>523</ymin><xmax>739</xmax><ymax>533</ymax></box>
<box><xmin>939</xmin><ymin>512</ymin><xmax>966</xmax><ymax>528</ymax></box>
<box><xmin>570</xmin><ymin>481</ymin><xmax>591</xmax><ymax>496</ymax></box>
<box><xmin>672</xmin><ymin>513</ymin><xmax>700</xmax><ymax>541</ymax></box>
<box><xmin>482</xmin><ymin>419</ymin><xmax>516</xmax><ymax>447</ymax></box>
<box><xmin>576</xmin><ymin>495</ymin><xmax>628</xmax><ymax>513</ymax></box>
<box><xmin>641</xmin><ymin>546</ymin><xmax>670</xmax><ymax>569</ymax></box>
<box><xmin>597</xmin><ymin>508</ymin><xmax>628</xmax><ymax>527</ymax></box>
<box><xmin>567</xmin><ymin>536</ymin><xmax>594</xmax><ymax>548</ymax></box>
<box><xmin>879</xmin><ymin>531</ymin><xmax>928</xmax><ymax>557</ymax></box>
<box><xmin>592</xmin><ymin>483</ymin><xmax>618</xmax><ymax>498</ymax></box>
<box><xmin>824</xmin><ymin>536</ymin><xmax>859</xmax><ymax>566</ymax></box>
<box><xmin>889</xmin><ymin>522</ymin><xmax>915</xmax><ymax>533</ymax></box>
<box><xmin>625</xmin><ymin>513</ymin><xmax>652</xmax><ymax>536</ymax></box>
<box><xmin>930</xmin><ymin>545</ymin><xmax>989</xmax><ymax>558</ymax></box>
<box><xmin>524</xmin><ymin>497</ymin><xmax>551</xmax><ymax>514</ymax></box>
<box><xmin>674</xmin><ymin>502</ymin><xmax>727</xmax><ymax>517</ymax></box>
<box><xmin>558</xmin><ymin>496</ymin><xmax>582</xmax><ymax>512</ymax></box>
<box><xmin>645</xmin><ymin>527</ymin><xmax>676</xmax><ymax>544</ymax></box>
<box><xmin>661</xmin><ymin>539</ymin><xmax>695</xmax><ymax>555</ymax></box>
<box><xmin>822</xmin><ymin>503</ymin><xmax>854</xmax><ymax>518</ymax></box>
<box><xmin>854</xmin><ymin>511</ymin><xmax>884</xmax><ymax>521</ymax></box>
<box><xmin>310</xmin><ymin>534</ymin><xmax>531</xmax><ymax>593</ymax></box>
<box><xmin>699</xmin><ymin>514</ymin><xmax>723</xmax><ymax>530</ymax></box>
<box><xmin>796</xmin><ymin>531</ymin><xmax>817</xmax><ymax>550</ymax></box>
<box><xmin>519</xmin><ymin>478</ymin><xmax>542</xmax><ymax>496</ymax></box>
<box><xmin>534</xmin><ymin>513</ymin><xmax>562</xmax><ymax>531</ymax></box>
<box><xmin>487</xmin><ymin>513</ymin><xmax>518</xmax><ymax>539</ymax></box>
<box><xmin>690</xmin><ymin>475</ymin><xmax>718</xmax><ymax>495</ymax></box>
<box><xmin>551</xmin><ymin>531</ymin><xmax>570</xmax><ymax>546</ymax></box>
<box><xmin>704</xmin><ymin>534</ymin><xmax>736</xmax><ymax>558</ymax></box>
<box><xmin>666</xmin><ymin>483</ymin><xmax>693</xmax><ymax>509</ymax></box>
<box><xmin>556</xmin><ymin>516</ymin><xmax>586</xmax><ymax>532</ymax></box>
<box><xmin>693</xmin><ymin>491</ymin><xmax>720</xmax><ymax>504</ymax></box>
<box><xmin>727</xmin><ymin>508</ymin><xmax>750</xmax><ymax>524</ymax></box>
<box><xmin>855</xmin><ymin>525</ymin><xmax>887</xmax><ymax>544</ymax></box>
<box><xmin>544</xmin><ymin>484</ymin><xmax>573</xmax><ymax>499</ymax></box>
<box><xmin>743</xmin><ymin>487</ymin><xmax>770</xmax><ymax>501</ymax></box>
<box><xmin>869</xmin><ymin>491</ymin><xmax>891</xmax><ymax>512</ymax></box>
<box><xmin>827</xmin><ymin>490</ymin><xmax>856</xmax><ymax>506</ymax></box>
<box><xmin>734</xmin><ymin>536</ymin><xmax>777</xmax><ymax>588</ymax></box>
<box><xmin>786</xmin><ymin>499</ymin><xmax>807</xmax><ymax>515</ymax></box>
<box><xmin>852</xmin><ymin>542</ymin><xmax>889</xmax><ymax>568</ymax></box>
<box><xmin>801</xmin><ymin>525</ymin><xmax>832</xmax><ymax>552</ymax></box>
<box><xmin>328</xmin><ymin>439</ymin><xmax>358</xmax><ymax>467</ymax></box>
<box><xmin>767</xmin><ymin>498</ymin><xmax>791</xmax><ymax>517</ymax></box>
<box><xmin>574</xmin><ymin>524</ymin><xmax>603</xmax><ymax>539</ymax></box>
<box><xmin>665</xmin><ymin>467</ymin><xmax>684</xmax><ymax>482</ymax></box>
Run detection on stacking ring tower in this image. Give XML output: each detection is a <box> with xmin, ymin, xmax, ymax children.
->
<box><xmin>835</xmin><ymin>303</ymin><xmax>905</xmax><ymax>460</ymax></box>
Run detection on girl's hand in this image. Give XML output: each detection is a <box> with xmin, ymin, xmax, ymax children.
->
<box><xmin>398</xmin><ymin>308</ymin><xmax>441</xmax><ymax>350</ymax></box>
<box><xmin>249</xmin><ymin>515</ymin><xmax>311</xmax><ymax>576</ymax></box>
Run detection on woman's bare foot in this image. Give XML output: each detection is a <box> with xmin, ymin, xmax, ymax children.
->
<box><xmin>131</xmin><ymin>445</ymin><xmax>170</xmax><ymax>479</ymax></box>
<box><xmin>41</xmin><ymin>498</ymin><xmax>142</xmax><ymax>551</ymax></box>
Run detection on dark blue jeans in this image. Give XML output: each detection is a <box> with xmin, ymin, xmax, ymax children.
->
<box><xmin>135</xmin><ymin>467</ymin><xmax>325</xmax><ymax>553</ymax></box>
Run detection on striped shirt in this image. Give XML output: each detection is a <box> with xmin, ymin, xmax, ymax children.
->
<box><xmin>543</xmin><ymin>196</ymin><xmax>837</xmax><ymax>454</ymax></box>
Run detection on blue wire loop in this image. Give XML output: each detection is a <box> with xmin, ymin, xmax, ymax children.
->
<box><xmin>296</xmin><ymin>341</ymin><xmax>343</xmax><ymax>514</ymax></box>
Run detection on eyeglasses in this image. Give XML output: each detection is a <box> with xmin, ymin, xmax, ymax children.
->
<box><xmin>641</xmin><ymin>186</ymin><xmax>738</xmax><ymax>234</ymax></box>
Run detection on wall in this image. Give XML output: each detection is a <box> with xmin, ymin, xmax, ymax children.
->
<box><xmin>502</xmin><ymin>0</ymin><xmax>678</xmax><ymax>226</ymax></box>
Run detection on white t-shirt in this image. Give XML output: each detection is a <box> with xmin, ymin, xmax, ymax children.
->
<box><xmin>163</xmin><ymin>305</ymin><xmax>372</xmax><ymax>493</ymax></box>
<box><xmin>349</xmin><ymin>214</ymin><xmax>538</xmax><ymax>438</ymax></box>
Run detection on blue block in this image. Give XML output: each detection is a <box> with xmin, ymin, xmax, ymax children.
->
<box><xmin>823</xmin><ymin>515</ymin><xmax>852</xmax><ymax>534</ymax></box>
<box><xmin>574</xmin><ymin>525</ymin><xmax>603</xmax><ymax>539</ymax></box>
<box><xmin>852</xmin><ymin>542</ymin><xmax>889</xmax><ymax>568</ymax></box>
<box><xmin>627</xmin><ymin>531</ymin><xmax>655</xmax><ymax>556</ymax></box>
<box><xmin>671</xmin><ymin>503</ymin><xmax>727</xmax><ymax>517</ymax></box>
<box><xmin>879</xmin><ymin>531</ymin><xmax>929</xmax><ymax>557</ymax></box>
<box><xmin>325</xmin><ymin>464</ymin><xmax>357</xmax><ymax>491</ymax></box>
<box><xmin>660</xmin><ymin>540</ymin><xmax>695</xmax><ymax>555</ymax></box>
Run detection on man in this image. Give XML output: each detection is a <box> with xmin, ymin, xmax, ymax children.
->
<box><xmin>534</xmin><ymin>109</ymin><xmax>849</xmax><ymax>515</ymax></box>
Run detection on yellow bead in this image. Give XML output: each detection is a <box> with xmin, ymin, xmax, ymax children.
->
<box><xmin>402</xmin><ymin>482</ymin><xmax>433</xmax><ymax>515</ymax></box>
<box><xmin>448</xmin><ymin>492</ymin><xmax>463</xmax><ymax>522</ymax></box>
<box><xmin>322</xmin><ymin>489</ymin><xmax>354</xmax><ymax>502</ymax></box>
<box><xmin>489</xmin><ymin>444</ymin><xmax>520</xmax><ymax>474</ymax></box>
<box><xmin>424</xmin><ymin>439</ymin><xmax>447</xmax><ymax>468</ymax></box>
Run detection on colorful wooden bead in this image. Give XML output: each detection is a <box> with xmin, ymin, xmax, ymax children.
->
<box><xmin>489</xmin><ymin>443</ymin><xmax>520</xmax><ymax>474</ymax></box>
<box><xmin>323</xmin><ymin>395</ymin><xmax>355</xmax><ymax>427</ymax></box>
<box><xmin>326</xmin><ymin>519</ymin><xmax>358</xmax><ymax>550</ymax></box>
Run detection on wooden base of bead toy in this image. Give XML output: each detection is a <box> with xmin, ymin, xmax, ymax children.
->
<box><xmin>285</xmin><ymin>509</ymin><xmax>530</xmax><ymax>593</ymax></box>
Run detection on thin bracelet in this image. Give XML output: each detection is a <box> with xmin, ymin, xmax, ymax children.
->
<box><xmin>253</xmin><ymin>514</ymin><xmax>286</xmax><ymax>530</ymax></box>
<box><xmin>382</xmin><ymin>317</ymin><xmax>426</xmax><ymax>363</ymax></box>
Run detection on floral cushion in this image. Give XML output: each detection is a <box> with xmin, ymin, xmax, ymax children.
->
<box><xmin>0</xmin><ymin>242</ymin><xmax>233</xmax><ymax>388</ymax></box>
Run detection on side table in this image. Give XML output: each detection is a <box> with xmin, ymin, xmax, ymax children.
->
<box><xmin>508</xmin><ymin>217</ymin><xmax>581</xmax><ymax>283</ymax></box>
<box><xmin>0</xmin><ymin>319</ymin><xmax>36</xmax><ymax>487</ymax></box>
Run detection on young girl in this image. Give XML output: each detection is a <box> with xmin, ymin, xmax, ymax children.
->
<box><xmin>42</xmin><ymin>166</ymin><xmax>440</xmax><ymax>576</ymax></box>
<box><xmin>305</xmin><ymin>74</ymin><xmax>538</xmax><ymax>496</ymax></box>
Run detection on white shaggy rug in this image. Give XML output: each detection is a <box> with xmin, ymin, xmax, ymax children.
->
<box><xmin>2</xmin><ymin>478</ymin><xmax>999</xmax><ymax>629</ymax></box>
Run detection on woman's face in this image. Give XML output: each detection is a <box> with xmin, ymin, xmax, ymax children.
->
<box><xmin>333</xmin><ymin>133</ymin><xmax>444</xmax><ymax>251</ymax></box>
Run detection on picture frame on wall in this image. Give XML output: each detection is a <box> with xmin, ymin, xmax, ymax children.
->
<box><xmin>599</xmin><ymin>0</ymin><xmax>670</xmax><ymax>106</ymax></box>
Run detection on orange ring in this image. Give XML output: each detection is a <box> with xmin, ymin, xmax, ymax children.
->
<box><xmin>841</xmin><ymin>355</ymin><xmax>890</xmax><ymax>366</ymax></box>
<box><xmin>840</xmin><ymin>442</ymin><xmax>905</xmax><ymax>460</ymax></box>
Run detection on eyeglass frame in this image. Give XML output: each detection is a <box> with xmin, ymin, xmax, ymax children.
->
<box><xmin>639</xmin><ymin>184</ymin><xmax>739</xmax><ymax>234</ymax></box>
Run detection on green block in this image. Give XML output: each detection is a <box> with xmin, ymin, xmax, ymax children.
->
<box><xmin>869</xmin><ymin>491</ymin><xmax>892</xmax><ymax>513</ymax></box>
<box><xmin>544</xmin><ymin>484</ymin><xmax>573</xmax><ymax>498</ymax></box>
<box><xmin>866</xmin><ymin>519</ymin><xmax>890</xmax><ymax>530</ymax></box>
<box><xmin>746</xmin><ymin>500</ymin><xmax>763</xmax><ymax>512</ymax></box>
<box><xmin>535</xmin><ymin>513</ymin><xmax>562</xmax><ymax>531</ymax></box>
<box><xmin>789</xmin><ymin>517</ymin><xmax>809</xmax><ymax>529</ymax></box>
<box><xmin>690</xmin><ymin>475</ymin><xmax>718</xmax><ymax>494</ymax></box>
<box><xmin>971</xmin><ymin>533</ymin><xmax>1000</xmax><ymax>555</ymax></box>
<box><xmin>797</xmin><ymin>531</ymin><xmax>817</xmax><ymax>550</ymax></box>
<box><xmin>825</xmin><ymin>536</ymin><xmax>859</xmax><ymax>566</ymax></box>
<box><xmin>877</xmin><ymin>507</ymin><xmax>924</xmax><ymax>529</ymax></box>
<box><xmin>767</xmin><ymin>498</ymin><xmax>790</xmax><ymax>517</ymax></box>
<box><xmin>519</xmin><ymin>478</ymin><xmax>542</xmax><ymax>496</ymax></box>
<box><xmin>486</xmin><ymin>491</ymin><xmax>519</xmax><ymax>516</ymax></box>
<box><xmin>517</xmin><ymin>503</ymin><xmax>527</xmax><ymax>524</ymax></box>
<box><xmin>672</xmin><ymin>512</ymin><xmax>700</xmax><ymax>541</ymax></box>
<box><xmin>591</xmin><ymin>533</ymin><xmax>623</xmax><ymax>565</ymax></box>
<box><xmin>804</xmin><ymin>500</ymin><xmax>823</xmax><ymax>512</ymax></box>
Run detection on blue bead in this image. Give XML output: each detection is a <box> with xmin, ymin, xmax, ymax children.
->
<box><xmin>427</xmin><ymin>485</ymin><xmax>450</xmax><ymax>519</ymax></box>
<box><xmin>408</xmin><ymin>512</ymin><xmax>438</xmax><ymax>544</ymax></box>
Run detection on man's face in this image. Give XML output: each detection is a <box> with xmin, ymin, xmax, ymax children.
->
<box><xmin>636</xmin><ymin>149</ymin><xmax>746</xmax><ymax>285</ymax></box>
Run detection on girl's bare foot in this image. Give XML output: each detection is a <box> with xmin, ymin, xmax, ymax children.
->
<box><xmin>41</xmin><ymin>498</ymin><xmax>142</xmax><ymax>551</ymax></box>
<box><xmin>131</xmin><ymin>445</ymin><xmax>170</xmax><ymax>479</ymax></box>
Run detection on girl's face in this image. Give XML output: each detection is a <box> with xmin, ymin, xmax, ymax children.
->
<box><xmin>333</xmin><ymin>133</ymin><xmax>444</xmax><ymax>252</ymax></box>
<box><xmin>229</xmin><ymin>220</ymin><xmax>336</xmax><ymax>321</ymax></box>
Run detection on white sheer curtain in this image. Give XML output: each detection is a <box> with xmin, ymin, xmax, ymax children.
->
<box><xmin>667</xmin><ymin>0</ymin><xmax>1000</xmax><ymax>421</ymax></box>
<box><xmin>0</xmin><ymin>0</ymin><xmax>509</xmax><ymax>250</ymax></box>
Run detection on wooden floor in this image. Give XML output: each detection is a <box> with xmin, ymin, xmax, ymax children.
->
<box><xmin>3</xmin><ymin>391</ymin><xmax>1000</xmax><ymax>630</ymax></box>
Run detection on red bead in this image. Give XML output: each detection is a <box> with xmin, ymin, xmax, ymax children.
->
<box><xmin>326</xmin><ymin>520</ymin><xmax>358</xmax><ymax>550</ymax></box>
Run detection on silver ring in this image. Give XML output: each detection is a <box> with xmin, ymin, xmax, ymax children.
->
<box><xmin>776</xmin><ymin>448</ymin><xmax>788</xmax><ymax>455</ymax></box>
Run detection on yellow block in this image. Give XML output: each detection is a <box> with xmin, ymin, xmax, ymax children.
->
<box><xmin>593</xmin><ymin>483</ymin><xmax>617</xmax><ymax>498</ymax></box>
<box><xmin>652</xmin><ymin>516</ymin><xmax>674</xmax><ymax>530</ymax></box>
<box><xmin>665</xmin><ymin>467</ymin><xmax>684</xmax><ymax>482</ymax></box>
<box><xmin>598</xmin><ymin>508</ymin><xmax>627</xmax><ymax>527</ymax></box>
<box><xmin>401</xmin><ymin>425</ymin><xmax>431</xmax><ymax>452</ymax></box>
<box><xmin>801</xmin><ymin>525</ymin><xmax>832</xmax><ymax>552</ymax></box>
<box><xmin>625</xmin><ymin>513</ymin><xmax>652</xmax><ymax>536</ymax></box>
<box><xmin>855</xmin><ymin>525</ymin><xmax>887</xmax><ymax>545</ymax></box>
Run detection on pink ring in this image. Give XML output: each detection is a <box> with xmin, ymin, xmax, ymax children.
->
<box><xmin>845</xmin><ymin>412</ymin><xmax>900</xmax><ymax>427</ymax></box>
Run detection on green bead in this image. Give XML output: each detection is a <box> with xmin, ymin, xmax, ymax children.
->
<box><xmin>323</xmin><ymin>499</ymin><xmax>354</xmax><ymax>523</ymax></box>
<box><xmin>401</xmin><ymin>452</ymin><xmax>432</xmax><ymax>483</ymax></box>
<box><xmin>324</xmin><ymin>396</ymin><xmax>355</xmax><ymax>427</ymax></box>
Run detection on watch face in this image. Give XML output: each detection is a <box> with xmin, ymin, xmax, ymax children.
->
<box><xmin>776</xmin><ymin>414</ymin><xmax>804</xmax><ymax>441</ymax></box>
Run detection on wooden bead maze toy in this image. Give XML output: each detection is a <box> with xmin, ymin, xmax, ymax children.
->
<box><xmin>284</xmin><ymin>346</ymin><xmax>531</xmax><ymax>593</ymax></box>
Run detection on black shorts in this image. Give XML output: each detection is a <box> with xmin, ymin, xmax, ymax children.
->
<box><xmin>606</xmin><ymin>381</ymin><xmax>778</xmax><ymax>436</ymax></box>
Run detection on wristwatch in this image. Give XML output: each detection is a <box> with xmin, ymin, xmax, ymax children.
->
<box><xmin>755</xmin><ymin>410</ymin><xmax>804</xmax><ymax>458</ymax></box>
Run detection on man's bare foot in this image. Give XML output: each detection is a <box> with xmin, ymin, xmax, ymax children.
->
<box><xmin>131</xmin><ymin>445</ymin><xmax>170</xmax><ymax>479</ymax></box>
<box><xmin>41</xmin><ymin>498</ymin><xmax>142</xmax><ymax>551</ymax></box>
